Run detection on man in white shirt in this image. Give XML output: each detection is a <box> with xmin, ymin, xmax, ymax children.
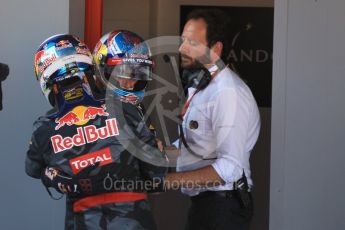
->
<box><xmin>163</xmin><ymin>9</ymin><xmax>261</xmax><ymax>230</ymax></box>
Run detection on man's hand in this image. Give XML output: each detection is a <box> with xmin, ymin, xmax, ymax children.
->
<box><xmin>155</xmin><ymin>138</ymin><xmax>164</xmax><ymax>152</ymax></box>
<box><xmin>42</xmin><ymin>167</ymin><xmax>78</xmax><ymax>194</ymax></box>
<box><xmin>42</xmin><ymin>163</ymin><xmax>99</xmax><ymax>197</ymax></box>
<box><xmin>164</xmin><ymin>145</ymin><xmax>180</xmax><ymax>164</ymax></box>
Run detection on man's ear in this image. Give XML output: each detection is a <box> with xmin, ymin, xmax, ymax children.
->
<box><xmin>211</xmin><ymin>41</ymin><xmax>223</xmax><ymax>60</ymax></box>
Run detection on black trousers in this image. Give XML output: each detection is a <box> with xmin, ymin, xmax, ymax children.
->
<box><xmin>186</xmin><ymin>191</ymin><xmax>253</xmax><ymax>230</ymax></box>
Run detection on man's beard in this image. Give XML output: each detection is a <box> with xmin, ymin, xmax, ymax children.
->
<box><xmin>180</xmin><ymin>54</ymin><xmax>202</xmax><ymax>70</ymax></box>
<box><xmin>180</xmin><ymin>50</ymin><xmax>212</xmax><ymax>70</ymax></box>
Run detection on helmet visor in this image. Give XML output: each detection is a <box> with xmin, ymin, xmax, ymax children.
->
<box><xmin>106</xmin><ymin>63</ymin><xmax>152</xmax><ymax>81</ymax></box>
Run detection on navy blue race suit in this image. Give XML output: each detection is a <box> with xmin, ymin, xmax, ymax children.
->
<box><xmin>25</xmin><ymin>93</ymin><xmax>168</xmax><ymax>230</ymax></box>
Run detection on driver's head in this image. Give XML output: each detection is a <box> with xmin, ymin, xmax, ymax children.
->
<box><xmin>93</xmin><ymin>30</ymin><xmax>153</xmax><ymax>105</ymax></box>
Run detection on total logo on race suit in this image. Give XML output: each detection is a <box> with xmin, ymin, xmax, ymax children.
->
<box><xmin>69</xmin><ymin>147</ymin><xmax>113</xmax><ymax>174</ymax></box>
<box><xmin>51</xmin><ymin>105</ymin><xmax>119</xmax><ymax>154</ymax></box>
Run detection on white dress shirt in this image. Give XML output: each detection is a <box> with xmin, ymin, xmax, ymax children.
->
<box><xmin>176</xmin><ymin>67</ymin><xmax>261</xmax><ymax>196</ymax></box>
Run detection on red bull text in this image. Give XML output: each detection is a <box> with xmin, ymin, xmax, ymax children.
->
<box><xmin>51</xmin><ymin>118</ymin><xmax>119</xmax><ymax>154</ymax></box>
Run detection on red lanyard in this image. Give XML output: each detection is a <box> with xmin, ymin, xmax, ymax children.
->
<box><xmin>179</xmin><ymin>89</ymin><xmax>199</xmax><ymax>119</ymax></box>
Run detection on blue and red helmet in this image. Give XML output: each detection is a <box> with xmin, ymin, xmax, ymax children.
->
<box><xmin>93</xmin><ymin>30</ymin><xmax>153</xmax><ymax>104</ymax></box>
<box><xmin>34</xmin><ymin>34</ymin><xmax>102</xmax><ymax>116</ymax></box>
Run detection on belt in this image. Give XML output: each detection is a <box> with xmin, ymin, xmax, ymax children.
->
<box><xmin>191</xmin><ymin>190</ymin><xmax>236</xmax><ymax>201</ymax></box>
<box><xmin>73</xmin><ymin>192</ymin><xmax>148</xmax><ymax>212</ymax></box>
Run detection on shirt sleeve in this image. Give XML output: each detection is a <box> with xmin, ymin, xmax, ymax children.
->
<box><xmin>210</xmin><ymin>87</ymin><xmax>251</xmax><ymax>184</ymax></box>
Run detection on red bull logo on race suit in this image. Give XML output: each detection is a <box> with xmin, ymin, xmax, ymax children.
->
<box><xmin>55</xmin><ymin>105</ymin><xmax>109</xmax><ymax>130</ymax></box>
<box><xmin>51</xmin><ymin>105</ymin><xmax>119</xmax><ymax>154</ymax></box>
<box><xmin>51</xmin><ymin>118</ymin><xmax>119</xmax><ymax>154</ymax></box>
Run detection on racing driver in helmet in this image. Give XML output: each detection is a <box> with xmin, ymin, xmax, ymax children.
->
<box><xmin>25</xmin><ymin>33</ymin><xmax>168</xmax><ymax>230</ymax></box>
